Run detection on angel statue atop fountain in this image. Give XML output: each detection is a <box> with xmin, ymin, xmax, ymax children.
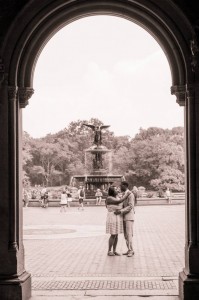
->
<box><xmin>83</xmin><ymin>124</ymin><xmax>110</xmax><ymax>146</ymax></box>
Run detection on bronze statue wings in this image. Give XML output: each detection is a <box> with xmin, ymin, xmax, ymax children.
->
<box><xmin>83</xmin><ymin>124</ymin><xmax>110</xmax><ymax>130</ymax></box>
<box><xmin>83</xmin><ymin>124</ymin><xmax>96</xmax><ymax>131</ymax></box>
<box><xmin>99</xmin><ymin>125</ymin><xmax>110</xmax><ymax>130</ymax></box>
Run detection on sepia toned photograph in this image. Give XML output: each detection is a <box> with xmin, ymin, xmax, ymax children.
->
<box><xmin>0</xmin><ymin>2</ymin><xmax>199</xmax><ymax>300</ymax></box>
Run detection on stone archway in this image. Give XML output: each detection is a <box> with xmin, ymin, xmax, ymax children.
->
<box><xmin>0</xmin><ymin>1</ymin><xmax>198</xmax><ymax>299</ymax></box>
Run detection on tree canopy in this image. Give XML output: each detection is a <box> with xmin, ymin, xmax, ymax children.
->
<box><xmin>23</xmin><ymin>119</ymin><xmax>184</xmax><ymax>191</ymax></box>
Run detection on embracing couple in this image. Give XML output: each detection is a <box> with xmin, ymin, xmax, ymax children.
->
<box><xmin>106</xmin><ymin>181</ymin><xmax>135</xmax><ymax>257</ymax></box>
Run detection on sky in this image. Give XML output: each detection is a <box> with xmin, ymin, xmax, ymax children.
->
<box><xmin>23</xmin><ymin>16</ymin><xmax>184</xmax><ymax>138</ymax></box>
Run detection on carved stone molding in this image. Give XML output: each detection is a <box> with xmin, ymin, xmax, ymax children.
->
<box><xmin>0</xmin><ymin>73</ymin><xmax>8</xmax><ymax>87</ymax></box>
<box><xmin>190</xmin><ymin>37</ymin><xmax>199</xmax><ymax>72</ymax></box>
<box><xmin>18</xmin><ymin>87</ymin><xmax>34</xmax><ymax>108</ymax></box>
<box><xmin>171</xmin><ymin>85</ymin><xmax>186</xmax><ymax>106</ymax></box>
<box><xmin>0</xmin><ymin>57</ymin><xmax>8</xmax><ymax>87</ymax></box>
<box><xmin>0</xmin><ymin>57</ymin><xmax>5</xmax><ymax>73</ymax></box>
<box><xmin>8</xmin><ymin>86</ymin><xmax>18</xmax><ymax>101</ymax></box>
<box><xmin>186</xmin><ymin>84</ymin><xmax>195</xmax><ymax>99</ymax></box>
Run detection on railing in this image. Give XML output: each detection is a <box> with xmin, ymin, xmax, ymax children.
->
<box><xmin>138</xmin><ymin>192</ymin><xmax>185</xmax><ymax>199</ymax></box>
<box><xmin>137</xmin><ymin>192</ymin><xmax>185</xmax><ymax>205</ymax></box>
<box><xmin>26</xmin><ymin>192</ymin><xmax>185</xmax><ymax>207</ymax></box>
<box><xmin>28</xmin><ymin>197</ymin><xmax>106</xmax><ymax>207</ymax></box>
<box><xmin>171</xmin><ymin>192</ymin><xmax>185</xmax><ymax>199</ymax></box>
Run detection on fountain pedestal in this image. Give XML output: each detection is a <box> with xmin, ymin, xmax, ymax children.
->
<box><xmin>71</xmin><ymin>145</ymin><xmax>124</xmax><ymax>198</ymax></box>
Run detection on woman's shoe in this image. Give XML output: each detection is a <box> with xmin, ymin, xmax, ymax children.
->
<box><xmin>108</xmin><ymin>251</ymin><xmax>115</xmax><ymax>256</ymax></box>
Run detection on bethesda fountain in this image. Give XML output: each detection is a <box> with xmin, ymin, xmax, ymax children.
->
<box><xmin>70</xmin><ymin>124</ymin><xmax>125</xmax><ymax>198</ymax></box>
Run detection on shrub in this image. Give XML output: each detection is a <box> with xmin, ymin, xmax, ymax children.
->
<box><xmin>146</xmin><ymin>192</ymin><xmax>154</xmax><ymax>198</ymax></box>
<box><xmin>157</xmin><ymin>189</ymin><xmax>165</xmax><ymax>198</ymax></box>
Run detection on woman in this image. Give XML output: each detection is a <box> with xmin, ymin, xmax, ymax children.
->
<box><xmin>23</xmin><ymin>188</ymin><xmax>30</xmax><ymax>208</ymax></box>
<box><xmin>60</xmin><ymin>190</ymin><xmax>68</xmax><ymax>212</ymax></box>
<box><xmin>106</xmin><ymin>186</ymin><xmax>130</xmax><ymax>256</ymax></box>
<box><xmin>95</xmin><ymin>188</ymin><xmax>102</xmax><ymax>205</ymax></box>
<box><xmin>65</xmin><ymin>187</ymin><xmax>72</xmax><ymax>208</ymax></box>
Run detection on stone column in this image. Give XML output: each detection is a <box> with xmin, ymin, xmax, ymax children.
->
<box><xmin>173</xmin><ymin>82</ymin><xmax>199</xmax><ymax>299</ymax></box>
<box><xmin>0</xmin><ymin>75</ymin><xmax>33</xmax><ymax>299</ymax></box>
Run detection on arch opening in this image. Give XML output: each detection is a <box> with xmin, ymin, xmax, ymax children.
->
<box><xmin>1</xmin><ymin>1</ymin><xmax>196</xmax><ymax>299</ymax></box>
<box><xmin>21</xmin><ymin>13</ymin><xmax>183</xmax><ymax>288</ymax></box>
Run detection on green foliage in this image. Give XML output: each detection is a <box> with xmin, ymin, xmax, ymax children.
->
<box><xmin>126</xmin><ymin>127</ymin><xmax>184</xmax><ymax>190</ymax></box>
<box><xmin>156</xmin><ymin>188</ymin><xmax>165</xmax><ymax>198</ymax></box>
<box><xmin>146</xmin><ymin>192</ymin><xmax>154</xmax><ymax>198</ymax></box>
<box><xmin>150</xmin><ymin>166</ymin><xmax>185</xmax><ymax>191</ymax></box>
<box><xmin>22</xmin><ymin>122</ymin><xmax>184</xmax><ymax>191</ymax></box>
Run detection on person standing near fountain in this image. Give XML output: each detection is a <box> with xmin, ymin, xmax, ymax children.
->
<box><xmin>77</xmin><ymin>186</ymin><xmax>85</xmax><ymax>210</ymax></box>
<box><xmin>60</xmin><ymin>190</ymin><xmax>68</xmax><ymax>212</ymax></box>
<box><xmin>95</xmin><ymin>188</ymin><xmax>103</xmax><ymax>205</ymax></box>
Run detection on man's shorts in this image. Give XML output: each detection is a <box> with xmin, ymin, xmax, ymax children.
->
<box><xmin>79</xmin><ymin>198</ymin><xmax>84</xmax><ymax>204</ymax></box>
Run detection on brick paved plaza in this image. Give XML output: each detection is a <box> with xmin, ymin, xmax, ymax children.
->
<box><xmin>23</xmin><ymin>205</ymin><xmax>184</xmax><ymax>299</ymax></box>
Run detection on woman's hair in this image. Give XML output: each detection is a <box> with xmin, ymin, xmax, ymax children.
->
<box><xmin>108</xmin><ymin>186</ymin><xmax>116</xmax><ymax>197</ymax></box>
<box><xmin>62</xmin><ymin>190</ymin><xmax>66</xmax><ymax>194</ymax></box>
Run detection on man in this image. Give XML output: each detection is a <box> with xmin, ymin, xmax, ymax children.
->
<box><xmin>115</xmin><ymin>181</ymin><xmax>135</xmax><ymax>257</ymax></box>
<box><xmin>77</xmin><ymin>186</ymin><xmax>85</xmax><ymax>210</ymax></box>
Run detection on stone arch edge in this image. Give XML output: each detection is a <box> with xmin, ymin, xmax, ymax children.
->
<box><xmin>0</xmin><ymin>1</ymin><xmax>197</xmax><ymax>300</ymax></box>
<box><xmin>1</xmin><ymin>0</ymin><xmax>195</xmax><ymax>108</ymax></box>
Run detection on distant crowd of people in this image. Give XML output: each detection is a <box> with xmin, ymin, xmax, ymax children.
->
<box><xmin>22</xmin><ymin>185</ymin><xmax>49</xmax><ymax>208</ymax></box>
<box><xmin>22</xmin><ymin>185</ymin><xmax>87</xmax><ymax>210</ymax></box>
<box><xmin>22</xmin><ymin>184</ymin><xmax>173</xmax><ymax>210</ymax></box>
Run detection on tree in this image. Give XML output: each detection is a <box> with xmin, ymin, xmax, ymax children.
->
<box><xmin>128</xmin><ymin>127</ymin><xmax>184</xmax><ymax>189</ymax></box>
<box><xmin>22</xmin><ymin>132</ymin><xmax>33</xmax><ymax>184</ymax></box>
<box><xmin>28</xmin><ymin>166</ymin><xmax>45</xmax><ymax>185</ymax></box>
<box><xmin>22</xmin><ymin>122</ymin><xmax>184</xmax><ymax>190</ymax></box>
<box><xmin>150</xmin><ymin>166</ymin><xmax>185</xmax><ymax>191</ymax></box>
<box><xmin>29</xmin><ymin>140</ymin><xmax>64</xmax><ymax>186</ymax></box>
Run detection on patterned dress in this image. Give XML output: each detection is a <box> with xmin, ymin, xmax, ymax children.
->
<box><xmin>106</xmin><ymin>202</ymin><xmax>123</xmax><ymax>234</ymax></box>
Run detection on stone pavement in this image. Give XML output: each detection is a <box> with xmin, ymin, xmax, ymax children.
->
<box><xmin>23</xmin><ymin>205</ymin><xmax>185</xmax><ymax>299</ymax></box>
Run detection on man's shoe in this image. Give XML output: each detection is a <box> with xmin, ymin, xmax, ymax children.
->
<box><xmin>122</xmin><ymin>251</ymin><xmax>129</xmax><ymax>255</ymax></box>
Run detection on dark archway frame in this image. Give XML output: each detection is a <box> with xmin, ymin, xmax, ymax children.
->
<box><xmin>1</xmin><ymin>1</ymin><xmax>198</xmax><ymax>299</ymax></box>
<box><xmin>3</xmin><ymin>1</ymin><xmax>193</xmax><ymax>91</ymax></box>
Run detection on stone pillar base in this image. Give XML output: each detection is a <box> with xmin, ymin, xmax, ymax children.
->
<box><xmin>0</xmin><ymin>271</ymin><xmax>31</xmax><ymax>300</ymax></box>
<box><xmin>179</xmin><ymin>270</ymin><xmax>199</xmax><ymax>300</ymax></box>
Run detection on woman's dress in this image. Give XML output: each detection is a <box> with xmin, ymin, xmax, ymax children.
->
<box><xmin>106</xmin><ymin>202</ymin><xmax>123</xmax><ymax>234</ymax></box>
